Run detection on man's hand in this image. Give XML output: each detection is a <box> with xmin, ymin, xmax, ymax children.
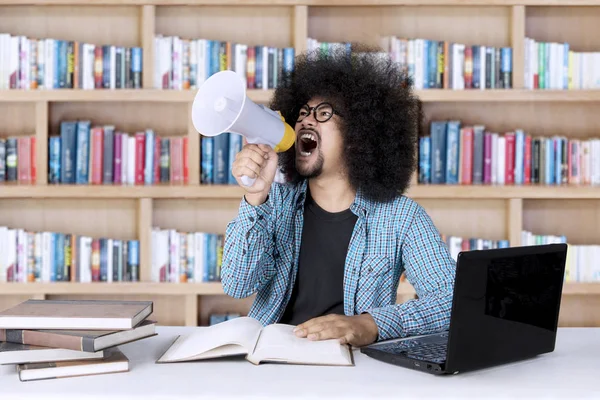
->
<box><xmin>293</xmin><ymin>313</ymin><xmax>379</xmax><ymax>347</ymax></box>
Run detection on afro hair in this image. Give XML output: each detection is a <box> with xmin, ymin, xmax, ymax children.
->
<box><xmin>270</xmin><ymin>43</ymin><xmax>422</xmax><ymax>203</ymax></box>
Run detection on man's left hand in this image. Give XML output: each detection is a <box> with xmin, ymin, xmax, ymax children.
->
<box><xmin>293</xmin><ymin>313</ymin><xmax>379</xmax><ymax>347</ymax></box>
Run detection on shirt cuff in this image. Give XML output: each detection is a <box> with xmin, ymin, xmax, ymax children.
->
<box><xmin>237</xmin><ymin>195</ymin><xmax>273</xmax><ymax>232</ymax></box>
<box><xmin>365</xmin><ymin>307</ymin><xmax>404</xmax><ymax>342</ymax></box>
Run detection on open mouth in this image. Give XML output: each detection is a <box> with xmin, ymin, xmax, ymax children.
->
<box><xmin>298</xmin><ymin>131</ymin><xmax>318</xmax><ymax>157</ymax></box>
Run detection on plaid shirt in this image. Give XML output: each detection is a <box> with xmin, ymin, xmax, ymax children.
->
<box><xmin>221</xmin><ymin>179</ymin><xmax>456</xmax><ymax>341</ymax></box>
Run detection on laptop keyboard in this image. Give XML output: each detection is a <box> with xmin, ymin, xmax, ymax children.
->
<box><xmin>372</xmin><ymin>332</ymin><xmax>449</xmax><ymax>364</ymax></box>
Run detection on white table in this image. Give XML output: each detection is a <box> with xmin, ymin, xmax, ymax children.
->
<box><xmin>2</xmin><ymin>327</ymin><xmax>599</xmax><ymax>400</ymax></box>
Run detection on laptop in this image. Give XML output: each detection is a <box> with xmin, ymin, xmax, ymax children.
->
<box><xmin>360</xmin><ymin>243</ymin><xmax>568</xmax><ymax>375</ymax></box>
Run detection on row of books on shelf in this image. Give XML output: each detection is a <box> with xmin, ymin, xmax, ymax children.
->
<box><xmin>0</xmin><ymin>128</ymin><xmax>282</xmax><ymax>186</ymax></box>
<box><xmin>154</xmin><ymin>35</ymin><xmax>295</xmax><ymax>90</ymax></box>
<box><xmin>377</xmin><ymin>36</ymin><xmax>513</xmax><ymax>90</ymax></box>
<box><xmin>441</xmin><ymin>234</ymin><xmax>510</xmax><ymax>262</ymax></box>
<box><xmin>0</xmin><ymin>33</ymin><xmax>143</xmax><ymax>90</ymax></box>
<box><xmin>48</xmin><ymin>121</ymin><xmax>188</xmax><ymax>185</ymax></box>
<box><xmin>0</xmin><ymin>226</ymin><xmax>598</xmax><ymax>285</ymax></box>
<box><xmin>522</xmin><ymin>231</ymin><xmax>600</xmax><ymax>283</ymax></box>
<box><xmin>524</xmin><ymin>38</ymin><xmax>600</xmax><ymax>90</ymax></box>
<box><xmin>419</xmin><ymin>120</ymin><xmax>600</xmax><ymax>185</ymax></box>
<box><xmin>0</xmin><ymin>226</ymin><xmax>140</xmax><ymax>283</ymax></box>
<box><xmin>151</xmin><ymin>228</ymin><xmax>224</xmax><ymax>283</ymax></box>
<box><xmin>0</xmin><ymin>136</ymin><xmax>36</xmax><ymax>183</ymax></box>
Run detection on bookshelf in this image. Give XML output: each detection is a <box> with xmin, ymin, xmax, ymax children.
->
<box><xmin>1</xmin><ymin>1</ymin><xmax>600</xmax><ymax>328</ymax></box>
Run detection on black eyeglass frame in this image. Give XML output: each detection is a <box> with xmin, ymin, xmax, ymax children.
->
<box><xmin>296</xmin><ymin>102</ymin><xmax>343</xmax><ymax>123</ymax></box>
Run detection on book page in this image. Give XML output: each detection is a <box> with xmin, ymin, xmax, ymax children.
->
<box><xmin>157</xmin><ymin>317</ymin><xmax>263</xmax><ymax>363</ymax></box>
<box><xmin>247</xmin><ymin>324</ymin><xmax>352</xmax><ymax>366</ymax></box>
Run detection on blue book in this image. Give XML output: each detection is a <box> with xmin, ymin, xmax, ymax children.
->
<box><xmin>56</xmin><ymin>233</ymin><xmax>64</xmax><ymax>281</ymax></box>
<box><xmin>419</xmin><ymin>136</ymin><xmax>431</xmax><ymax>183</ymax></box>
<box><xmin>60</xmin><ymin>121</ymin><xmax>77</xmax><ymax>184</ymax></box>
<box><xmin>555</xmin><ymin>137</ymin><xmax>562</xmax><ymax>185</ymax></box>
<box><xmin>75</xmin><ymin>120</ymin><xmax>90</xmax><ymax>184</ymax></box>
<box><xmin>422</xmin><ymin>39</ymin><xmax>429</xmax><ymax>89</ymax></box>
<box><xmin>131</xmin><ymin>47</ymin><xmax>143</xmax><ymax>87</ymax></box>
<box><xmin>100</xmin><ymin>239</ymin><xmax>107</xmax><ymax>282</ymax></box>
<box><xmin>430</xmin><ymin>121</ymin><xmax>447</xmax><ymax>184</ymax></box>
<box><xmin>445</xmin><ymin>121</ymin><xmax>460</xmax><ymax>184</ymax></box>
<box><xmin>212</xmin><ymin>133</ymin><xmax>229</xmax><ymax>184</ymax></box>
<box><xmin>201</xmin><ymin>136</ymin><xmax>214</xmax><ymax>184</ymax></box>
<box><xmin>48</xmin><ymin>136</ymin><xmax>61</xmax><ymax>183</ymax></box>
<box><xmin>227</xmin><ymin>133</ymin><xmax>243</xmax><ymax>184</ymax></box>
<box><xmin>283</xmin><ymin>48</ymin><xmax>295</xmax><ymax>73</ymax></box>
<box><xmin>50</xmin><ymin>233</ymin><xmax>56</xmax><ymax>282</ymax></box>
<box><xmin>144</xmin><ymin>129</ymin><xmax>155</xmax><ymax>185</ymax></box>
<box><xmin>128</xmin><ymin>240</ymin><xmax>139</xmax><ymax>282</ymax></box>
<box><xmin>255</xmin><ymin>46</ymin><xmax>263</xmax><ymax>89</ymax></box>
<box><xmin>545</xmin><ymin>138</ymin><xmax>554</xmax><ymax>185</ymax></box>
<box><xmin>472</xmin><ymin>46</ymin><xmax>481</xmax><ymax>89</ymax></box>
<box><xmin>501</xmin><ymin>47</ymin><xmax>512</xmax><ymax>88</ymax></box>
<box><xmin>514</xmin><ymin>129</ymin><xmax>524</xmax><ymax>185</ymax></box>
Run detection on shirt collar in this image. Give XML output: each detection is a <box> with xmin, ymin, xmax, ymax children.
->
<box><xmin>295</xmin><ymin>179</ymin><xmax>374</xmax><ymax>217</ymax></box>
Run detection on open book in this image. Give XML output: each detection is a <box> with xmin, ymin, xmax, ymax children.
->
<box><xmin>156</xmin><ymin>316</ymin><xmax>353</xmax><ymax>366</ymax></box>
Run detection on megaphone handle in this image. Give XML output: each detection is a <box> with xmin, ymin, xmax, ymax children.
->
<box><xmin>240</xmin><ymin>175</ymin><xmax>256</xmax><ymax>187</ymax></box>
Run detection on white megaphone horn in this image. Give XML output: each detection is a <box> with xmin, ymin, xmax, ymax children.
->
<box><xmin>191</xmin><ymin>70</ymin><xmax>296</xmax><ymax>187</ymax></box>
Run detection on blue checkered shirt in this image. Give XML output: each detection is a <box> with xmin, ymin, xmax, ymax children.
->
<box><xmin>221</xmin><ymin>179</ymin><xmax>456</xmax><ymax>341</ymax></box>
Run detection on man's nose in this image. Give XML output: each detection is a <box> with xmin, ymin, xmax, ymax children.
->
<box><xmin>302</xmin><ymin>112</ymin><xmax>318</xmax><ymax>126</ymax></box>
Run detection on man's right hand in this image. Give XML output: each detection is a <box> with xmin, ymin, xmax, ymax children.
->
<box><xmin>231</xmin><ymin>144</ymin><xmax>278</xmax><ymax>206</ymax></box>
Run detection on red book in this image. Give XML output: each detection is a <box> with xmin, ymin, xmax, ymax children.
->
<box><xmin>246</xmin><ymin>47</ymin><xmax>256</xmax><ymax>89</ymax></box>
<box><xmin>170</xmin><ymin>138</ymin><xmax>182</xmax><ymax>184</ymax></box>
<box><xmin>17</xmin><ymin>136</ymin><xmax>31</xmax><ymax>183</ymax></box>
<box><xmin>91</xmin><ymin>127</ymin><xmax>104</xmax><ymax>185</ymax></box>
<box><xmin>460</xmin><ymin>127</ymin><xmax>473</xmax><ymax>184</ymax></box>
<box><xmin>463</xmin><ymin>46</ymin><xmax>473</xmax><ymax>89</ymax></box>
<box><xmin>182</xmin><ymin>137</ymin><xmax>189</xmax><ymax>184</ymax></box>
<box><xmin>91</xmin><ymin>238</ymin><xmax>100</xmax><ymax>282</ymax></box>
<box><xmin>505</xmin><ymin>132</ymin><xmax>515</xmax><ymax>184</ymax></box>
<box><xmin>94</xmin><ymin>47</ymin><xmax>103</xmax><ymax>89</ymax></box>
<box><xmin>524</xmin><ymin>135</ymin><xmax>532</xmax><ymax>184</ymax></box>
<box><xmin>135</xmin><ymin>132</ymin><xmax>146</xmax><ymax>185</ymax></box>
<box><xmin>30</xmin><ymin>136</ymin><xmax>36</xmax><ymax>183</ymax></box>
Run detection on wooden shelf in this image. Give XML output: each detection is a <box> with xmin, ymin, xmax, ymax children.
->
<box><xmin>0</xmin><ymin>281</ymin><xmax>418</xmax><ymax>296</ymax></box>
<box><xmin>4</xmin><ymin>183</ymin><xmax>600</xmax><ymax>200</ymax></box>
<box><xmin>0</xmin><ymin>281</ymin><xmax>595</xmax><ymax>296</ymax></box>
<box><xmin>2</xmin><ymin>89</ymin><xmax>600</xmax><ymax>103</ymax></box>
<box><xmin>0</xmin><ymin>89</ymin><xmax>274</xmax><ymax>104</ymax></box>
<box><xmin>2</xmin><ymin>1</ymin><xmax>600</xmax><ymax>6</ymax></box>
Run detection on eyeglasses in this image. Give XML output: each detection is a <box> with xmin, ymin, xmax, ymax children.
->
<box><xmin>297</xmin><ymin>102</ymin><xmax>342</xmax><ymax>123</ymax></box>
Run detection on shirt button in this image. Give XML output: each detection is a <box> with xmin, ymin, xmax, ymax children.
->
<box><xmin>249</xmin><ymin>216</ymin><xmax>255</xmax><ymax>222</ymax></box>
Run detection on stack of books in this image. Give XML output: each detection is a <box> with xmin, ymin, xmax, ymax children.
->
<box><xmin>0</xmin><ymin>299</ymin><xmax>155</xmax><ymax>382</ymax></box>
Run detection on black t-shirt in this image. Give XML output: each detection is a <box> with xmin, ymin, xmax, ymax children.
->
<box><xmin>279</xmin><ymin>189</ymin><xmax>358</xmax><ymax>325</ymax></box>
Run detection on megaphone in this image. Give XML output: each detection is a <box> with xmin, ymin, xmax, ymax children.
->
<box><xmin>191</xmin><ymin>70</ymin><xmax>296</xmax><ymax>187</ymax></box>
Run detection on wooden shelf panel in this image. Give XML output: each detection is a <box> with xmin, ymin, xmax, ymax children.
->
<box><xmin>0</xmin><ymin>282</ymin><xmax>595</xmax><ymax>296</ymax></box>
<box><xmin>5</xmin><ymin>184</ymin><xmax>600</xmax><ymax>199</ymax></box>
<box><xmin>0</xmin><ymin>89</ymin><xmax>273</xmax><ymax>103</ymax></box>
<box><xmin>3</xmin><ymin>1</ymin><xmax>600</xmax><ymax>6</ymax></box>
<box><xmin>0</xmin><ymin>281</ymin><xmax>418</xmax><ymax>296</ymax></box>
<box><xmin>2</xmin><ymin>89</ymin><xmax>600</xmax><ymax>103</ymax></box>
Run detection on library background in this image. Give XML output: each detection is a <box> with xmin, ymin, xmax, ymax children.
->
<box><xmin>0</xmin><ymin>0</ymin><xmax>598</xmax><ymax>328</ymax></box>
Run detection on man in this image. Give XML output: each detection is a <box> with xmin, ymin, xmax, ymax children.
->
<box><xmin>221</xmin><ymin>45</ymin><xmax>456</xmax><ymax>348</ymax></box>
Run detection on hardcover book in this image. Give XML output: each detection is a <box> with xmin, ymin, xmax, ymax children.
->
<box><xmin>0</xmin><ymin>320</ymin><xmax>156</xmax><ymax>352</ymax></box>
<box><xmin>16</xmin><ymin>347</ymin><xmax>129</xmax><ymax>382</ymax></box>
<box><xmin>0</xmin><ymin>299</ymin><xmax>153</xmax><ymax>330</ymax></box>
